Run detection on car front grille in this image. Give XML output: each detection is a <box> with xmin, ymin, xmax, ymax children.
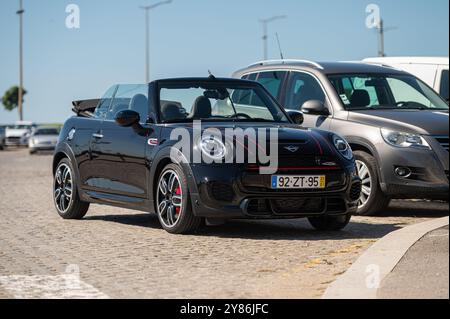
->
<box><xmin>271</xmin><ymin>198</ymin><xmax>324</xmax><ymax>215</ymax></box>
<box><xmin>246</xmin><ymin>197</ymin><xmax>347</xmax><ymax>216</ymax></box>
<box><xmin>434</xmin><ymin>136</ymin><xmax>449</xmax><ymax>152</ymax></box>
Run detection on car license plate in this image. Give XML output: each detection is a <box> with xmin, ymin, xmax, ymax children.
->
<box><xmin>271</xmin><ymin>175</ymin><xmax>326</xmax><ymax>189</ymax></box>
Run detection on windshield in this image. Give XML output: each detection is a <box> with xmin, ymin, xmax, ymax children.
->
<box><xmin>9</xmin><ymin>125</ymin><xmax>33</xmax><ymax>130</ymax></box>
<box><xmin>35</xmin><ymin>128</ymin><xmax>59</xmax><ymax>136</ymax></box>
<box><xmin>329</xmin><ymin>73</ymin><xmax>449</xmax><ymax>111</ymax></box>
<box><xmin>159</xmin><ymin>82</ymin><xmax>289</xmax><ymax>123</ymax></box>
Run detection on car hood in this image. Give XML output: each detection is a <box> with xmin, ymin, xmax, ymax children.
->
<box><xmin>6</xmin><ymin>129</ymin><xmax>29</xmax><ymax>137</ymax></box>
<box><xmin>348</xmin><ymin>109</ymin><xmax>449</xmax><ymax>136</ymax></box>
<box><xmin>165</xmin><ymin>122</ymin><xmax>336</xmax><ymax>157</ymax></box>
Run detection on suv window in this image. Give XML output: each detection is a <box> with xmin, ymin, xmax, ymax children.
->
<box><xmin>440</xmin><ymin>70</ymin><xmax>449</xmax><ymax>101</ymax></box>
<box><xmin>329</xmin><ymin>74</ymin><xmax>448</xmax><ymax>110</ymax></box>
<box><xmin>285</xmin><ymin>72</ymin><xmax>326</xmax><ymax>110</ymax></box>
<box><xmin>95</xmin><ymin>86</ymin><xmax>117</xmax><ymax>119</ymax></box>
<box><xmin>105</xmin><ymin>85</ymin><xmax>149</xmax><ymax>123</ymax></box>
<box><xmin>255</xmin><ymin>71</ymin><xmax>285</xmax><ymax>99</ymax></box>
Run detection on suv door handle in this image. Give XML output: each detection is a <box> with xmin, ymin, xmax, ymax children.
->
<box><xmin>92</xmin><ymin>133</ymin><xmax>104</xmax><ymax>139</ymax></box>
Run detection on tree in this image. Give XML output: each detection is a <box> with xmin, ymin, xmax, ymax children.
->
<box><xmin>2</xmin><ymin>86</ymin><xmax>27</xmax><ymax>116</ymax></box>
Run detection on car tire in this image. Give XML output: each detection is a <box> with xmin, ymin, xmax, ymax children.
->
<box><xmin>308</xmin><ymin>213</ymin><xmax>351</xmax><ymax>231</ymax></box>
<box><xmin>29</xmin><ymin>149</ymin><xmax>36</xmax><ymax>155</ymax></box>
<box><xmin>156</xmin><ymin>163</ymin><xmax>202</xmax><ymax>234</ymax></box>
<box><xmin>354</xmin><ymin>151</ymin><xmax>390</xmax><ymax>216</ymax></box>
<box><xmin>54</xmin><ymin>158</ymin><xmax>89</xmax><ymax>220</ymax></box>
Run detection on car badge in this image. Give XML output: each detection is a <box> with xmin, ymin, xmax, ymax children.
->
<box><xmin>285</xmin><ymin>145</ymin><xmax>299</xmax><ymax>153</ymax></box>
<box><xmin>148</xmin><ymin>138</ymin><xmax>159</xmax><ymax>146</ymax></box>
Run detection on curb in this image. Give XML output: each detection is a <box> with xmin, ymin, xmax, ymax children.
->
<box><xmin>323</xmin><ymin>216</ymin><xmax>449</xmax><ymax>299</ymax></box>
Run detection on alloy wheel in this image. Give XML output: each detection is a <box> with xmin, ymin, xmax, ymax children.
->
<box><xmin>157</xmin><ymin>170</ymin><xmax>183</xmax><ymax>228</ymax></box>
<box><xmin>355</xmin><ymin>160</ymin><xmax>372</xmax><ymax>207</ymax></box>
<box><xmin>54</xmin><ymin>163</ymin><xmax>73</xmax><ymax>214</ymax></box>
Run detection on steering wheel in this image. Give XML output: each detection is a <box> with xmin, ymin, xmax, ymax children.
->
<box><xmin>230</xmin><ymin>113</ymin><xmax>252</xmax><ymax>120</ymax></box>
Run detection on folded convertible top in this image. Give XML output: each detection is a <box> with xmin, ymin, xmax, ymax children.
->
<box><xmin>72</xmin><ymin>99</ymin><xmax>99</xmax><ymax>117</ymax></box>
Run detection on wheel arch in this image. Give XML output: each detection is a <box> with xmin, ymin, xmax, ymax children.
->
<box><xmin>346</xmin><ymin>136</ymin><xmax>386</xmax><ymax>187</ymax></box>
<box><xmin>52</xmin><ymin>144</ymin><xmax>84</xmax><ymax>197</ymax></box>
<box><xmin>149</xmin><ymin>147</ymin><xmax>197</xmax><ymax>211</ymax></box>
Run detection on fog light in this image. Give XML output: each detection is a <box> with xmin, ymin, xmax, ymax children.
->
<box><xmin>395</xmin><ymin>167</ymin><xmax>412</xmax><ymax>178</ymax></box>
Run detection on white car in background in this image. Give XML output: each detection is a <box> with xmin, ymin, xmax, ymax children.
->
<box><xmin>5</xmin><ymin>121</ymin><xmax>36</xmax><ymax>147</ymax></box>
<box><xmin>363</xmin><ymin>57</ymin><xmax>449</xmax><ymax>101</ymax></box>
<box><xmin>28</xmin><ymin>127</ymin><xmax>60</xmax><ymax>154</ymax></box>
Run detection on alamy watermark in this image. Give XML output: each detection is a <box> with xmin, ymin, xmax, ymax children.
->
<box><xmin>365</xmin><ymin>264</ymin><xmax>381</xmax><ymax>289</ymax></box>
<box><xmin>169</xmin><ymin>121</ymin><xmax>280</xmax><ymax>175</ymax></box>
<box><xmin>366</xmin><ymin>4</ymin><xmax>381</xmax><ymax>29</ymax></box>
<box><xmin>65</xmin><ymin>4</ymin><xmax>80</xmax><ymax>29</ymax></box>
<box><xmin>0</xmin><ymin>264</ymin><xmax>108</xmax><ymax>299</ymax></box>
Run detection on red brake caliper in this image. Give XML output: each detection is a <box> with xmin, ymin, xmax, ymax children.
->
<box><xmin>175</xmin><ymin>186</ymin><xmax>182</xmax><ymax>215</ymax></box>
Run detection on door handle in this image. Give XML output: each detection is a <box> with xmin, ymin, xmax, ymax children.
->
<box><xmin>92</xmin><ymin>133</ymin><xmax>104</xmax><ymax>139</ymax></box>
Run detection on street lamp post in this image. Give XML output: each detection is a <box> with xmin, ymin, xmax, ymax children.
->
<box><xmin>259</xmin><ymin>15</ymin><xmax>286</xmax><ymax>61</ymax></box>
<box><xmin>17</xmin><ymin>0</ymin><xmax>25</xmax><ymax>121</ymax></box>
<box><xmin>140</xmin><ymin>0</ymin><xmax>172</xmax><ymax>83</ymax></box>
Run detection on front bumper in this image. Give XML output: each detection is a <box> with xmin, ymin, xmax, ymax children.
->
<box><xmin>187</xmin><ymin>163</ymin><xmax>360</xmax><ymax>219</ymax></box>
<box><xmin>378</xmin><ymin>137</ymin><xmax>449</xmax><ymax>199</ymax></box>
<box><xmin>29</xmin><ymin>144</ymin><xmax>57</xmax><ymax>151</ymax></box>
<box><xmin>6</xmin><ymin>137</ymin><xmax>28</xmax><ymax>146</ymax></box>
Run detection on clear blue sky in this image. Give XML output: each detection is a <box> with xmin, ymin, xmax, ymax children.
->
<box><xmin>0</xmin><ymin>0</ymin><xmax>448</xmax><ymax>124</ymax></box>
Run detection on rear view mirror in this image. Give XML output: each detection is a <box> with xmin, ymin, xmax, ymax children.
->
<box><xmin>301</xmin><ymin>100</ymin><xmax>330</xmax><ymax>116</ymax></box>
<box><xmin>115</xmin><ymin>110</ymin><xmax>140</xmax><ymax>127</ymax></box>
<box><xmin>287</xmin><ymin>110</ymin><xmax>304</xmax><ymax>125</ymax></box>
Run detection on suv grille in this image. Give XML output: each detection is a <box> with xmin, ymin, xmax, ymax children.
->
<box><xmin>434</xmin><ymin>136</ymin><xmax>449</xmax><ymax>152</ymax></box>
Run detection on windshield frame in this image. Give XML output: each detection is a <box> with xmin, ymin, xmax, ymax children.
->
<box><xmin>328</xmin><ymin>73</ymin><xmax>449</xmax><ymax>111</ymax></box>
<box><xmin>156</xmin><ymin>79</ymin><xmax>292</xmax><ymax>124</ymax></box>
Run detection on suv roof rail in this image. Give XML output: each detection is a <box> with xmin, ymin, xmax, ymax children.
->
<box><xmin>248</xmin><ymin>59</ymin><xmax>324</xmax><ymax>70</ymax></box>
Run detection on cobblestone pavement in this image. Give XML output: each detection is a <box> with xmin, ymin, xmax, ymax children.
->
<box><xmin>0</xmin><ymin>149</ymin><xmax>448</xmax><ymax>299</ymax></box>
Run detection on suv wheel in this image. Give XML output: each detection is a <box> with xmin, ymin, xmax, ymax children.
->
<box><xmin>156</xmin><ymin>164</ymin><xmax>202</xmax><ymax>234</ymax></box>
<box><xmin>354</xmin><ymin>151</ymin><xmax>390</xmax><ymax>216</ymax></box>
<box><xmin>308</xmin><ymin>213</ymin><xmax>351</xmax><ymax>231</ymax></box>
<box><xmin>54</xmin><ymin>158</ymin><xmax>90</xmax><ymax>219</ymax></box>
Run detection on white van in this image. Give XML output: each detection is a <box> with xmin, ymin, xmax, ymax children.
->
<box><xmin>363</xmin><ymin>57</ymin><xmax>449</xmax><ymax>101</ymax></box>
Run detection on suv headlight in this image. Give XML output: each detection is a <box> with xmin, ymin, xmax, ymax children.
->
<box><xmin>200</xmin><ymin>135</ymin><xmax>227</xmax><ymax>160</ymax></box>
<box><xmin>332</xmin><ymin>134</ymin><xmax>353</xmax><ymax>160</ymax></box>
<box><xmin>381</xmin><ymin>128</ymin><xmax>431</xmax><ymax>150</ymax></box>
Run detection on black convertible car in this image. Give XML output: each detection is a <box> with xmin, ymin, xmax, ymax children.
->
<box><xmin>53</xmin><ymin>77</ymin><xmax>361</xmax><ymax>234</ymax></box>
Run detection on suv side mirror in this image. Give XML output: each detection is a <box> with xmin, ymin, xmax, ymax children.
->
<box><xmin>301</xmin><ymin>100</ymin><xmax>330</xmax><ymax>116</ymax></box>
<box><xmin>115</xmin><ymin>110</ymin><xmax>140</xmax><ymax>127</ymax></box>
<box><xmin>286</xmin><ymin>110</ymin><xmax>304</xmax><ymax>125</ymax></box>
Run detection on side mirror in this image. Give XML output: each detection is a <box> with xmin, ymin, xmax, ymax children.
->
<box><xmin>301</xmin><ymin>100</ymin><xmax>330</xmax><ymax>116</ymax></box>
<box><xmin>115</xmin><ymin>110</ymin><xmax>140</xmax><ymax>127</ymax></box>
<box><xmin>287</xmin><ymin>110</ymin><xmax>304</xmax><ymax>125</ymax></box>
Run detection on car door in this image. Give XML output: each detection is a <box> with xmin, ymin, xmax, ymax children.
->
<box><xmin>77</xmin><ymin>85</ymin><xmax>116</xmax><ymax>189</ymax></box>
<box><xmin>89</xmin><ymin>84</ymin><xmax>157</xmax><ymax>199</ymax></box>
<box><xmin>283</xmin><ymin>71</ymin><xmax>332</xmax><ymax>130</ymax></box>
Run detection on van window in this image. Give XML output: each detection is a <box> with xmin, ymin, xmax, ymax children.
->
<box><xmin>440</xmin><ymin>70</ymin><xmax>449</xmax><ymax>101</ymax></box>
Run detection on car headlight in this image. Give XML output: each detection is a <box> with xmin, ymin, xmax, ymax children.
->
<box><xmin>332</xmin><ymin>134</ymin><xmax>353</xmax><ymax>160</ymax></box>
<box><xmin>381</xmin><ymin>128</ymin><xmax>431</xmax><ymax>150</ymax></box>
<box><xmin>200</xmin><ymin>135</ymin><xmax>227</xmax><ymax>160</ymax></box>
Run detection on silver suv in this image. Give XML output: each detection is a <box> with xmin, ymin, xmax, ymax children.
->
<box><xmin>233</xmin><ymin>60</ymin><xmax>449</xmax><ymax>215</ymax></box>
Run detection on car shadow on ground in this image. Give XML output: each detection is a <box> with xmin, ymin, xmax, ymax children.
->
<box><xmin>378</xmin><ymin>200</ymin><xmax>449</xmax><ymax>218</ymax></box>
<box><xmin>84</xmin><ymin>200</ymin><xmax>448</xmax><ymax>241</ymax></box>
